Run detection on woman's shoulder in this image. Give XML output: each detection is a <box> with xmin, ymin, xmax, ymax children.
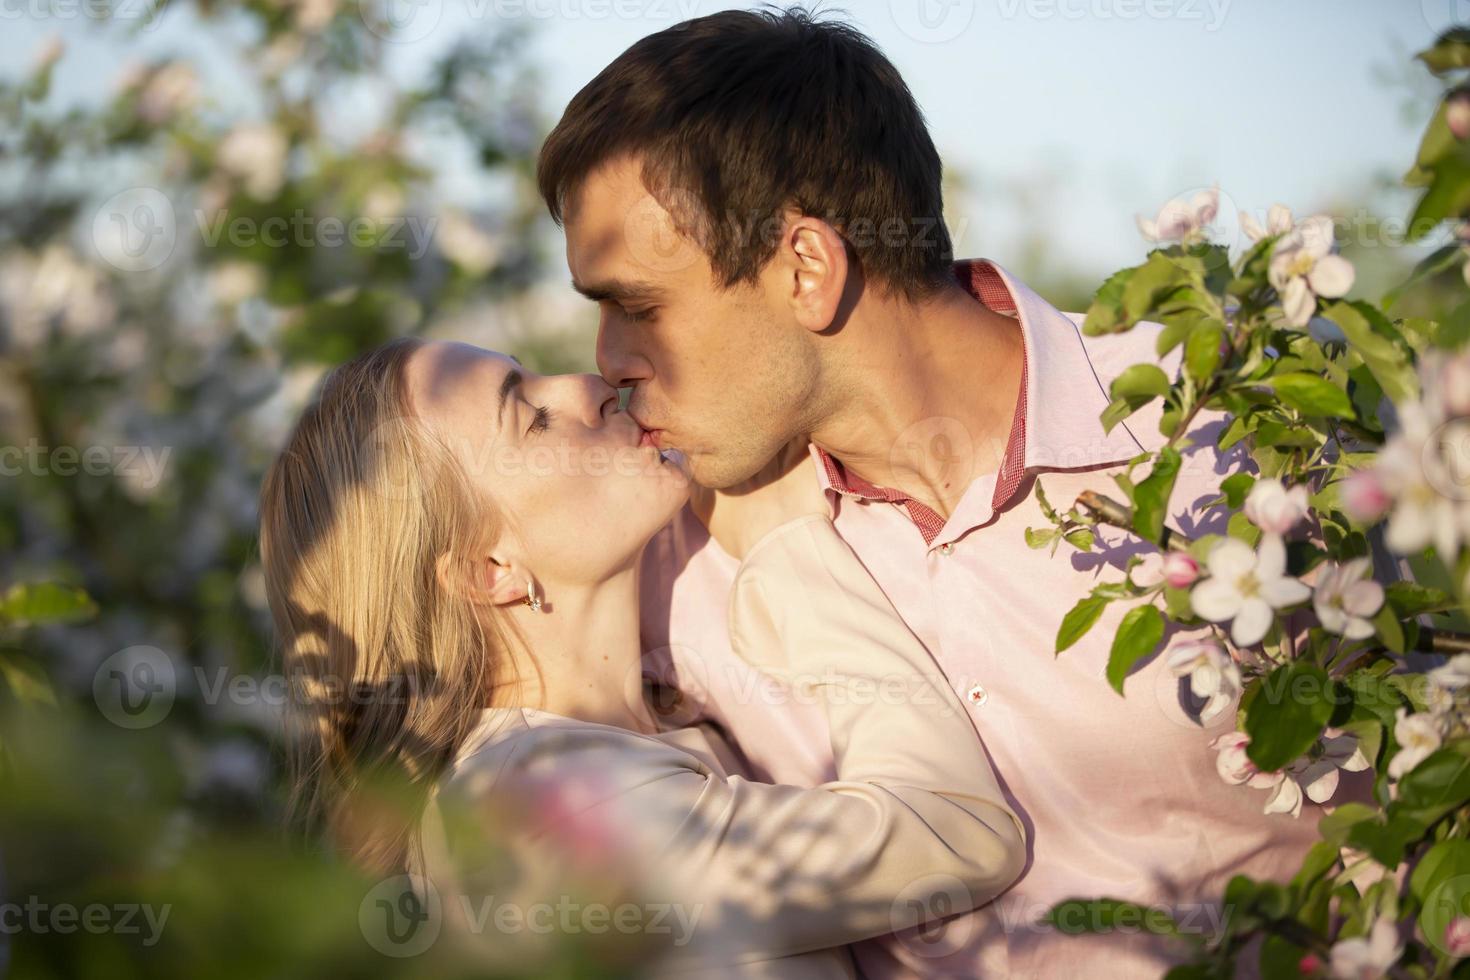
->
<box><xmin>443</xmin><ymin>708</ymin><xmax>714</xmax><ymax>806</ymax></box>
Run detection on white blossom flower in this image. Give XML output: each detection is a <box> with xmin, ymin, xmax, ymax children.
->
<box><xmin>1132</xmin><ymin>551</ymin><xmax>1200</xmax><ymax>589</ymax></box>
<box><xmin>1213</xmin><ymin>731</ymin><xmax>1365</xmax><ymax>818</ymax></box>
<box><xmin>1190</xmin><ymin>535</ymin><xmax>1312</xmax><ymax>647</ymax></box>
<box><xmin>137</xmin><ymin>62</ymin><xmax>199</xmax><ymax>126</ymax></box>
<box><xmin>1268</xmin><ymin>215</ymin><xmax>1356</xmax><ymax>328</ymax></box>
<box><xmin>1167</xmin><ymin>639</ymin><xmax>1241</xmax><ymax>723</ymax></box>
<box><xmin>1329</xmin><ymin>918</ymin><xmax>1402</xmax><ymax>979</ymax></box>
<box><xmin>1239</xmin><ymin>203</ymin><xmax>1294</xmax><ymax>242</ymax></box>
<box><xmin>1244</xmin><ymin>478</ymin><xmax>1311</xmax><ymax>535</ymax></box>
<box><xmin>217</xmin><ymin>123</ymin><xmax>289</xmax><ymax>201</ymax></box>
<box><xmin>1340</xmin><ymin>468</ymin><xmax>1391</xmax><ymax>524</ymax></box>
<box><xmin>208</xmin><ymin>261</ymin><xmax>266</xmax><ymax>307</ymax></box>
<box><xmin>1211</xmin><ymin>731</ymin><xmax>1279</xmax><ymax>787</ymax></box>
<box><xmin>1312</xmin><ymin>559</ymin><xmax>1385</xmax><ymax>640</ymax></box>
<box><xmin>1388</xmin><ymin>708</ymin><xmax>1442</xmax><ymax>779</ymax></box>
<box><xmin>1136</xmin><ymin>185</ymin><xmax>1219</xmax><ymax>244</ymax></box>
<box><xmin>1373</xmin><ymin>401</ymin><xmax>1470</xmax><ymax>558</ymax></box>
<box><xmin>1261</xmin><ymin>735</ymin><xmax>1369</xmax><ymax>818</ymax></box>
<box><xmin>1163</xmin><ymin>552</ymin><xmax>1200</xmax><ymax>588</ymax></box>
<box><xmin>435</xmin><ymin>209</ymin><xmax>501</xmax><ymax>276</ymax></box>
<box><xmin>1296</xmin><ymin>734</ymin><xmax>1371</xmax><ymax>805</ymax></box>
<box><xmin>1429</xmin><ymin>653</ymin><xmax>1470</xmax><ymax>691</ymax></box>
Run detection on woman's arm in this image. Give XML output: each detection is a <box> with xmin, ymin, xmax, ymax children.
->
<box><xmin>589</xmin><ymin>513</ymin><xmax>1025</xmax><ymax>965</ymax></box>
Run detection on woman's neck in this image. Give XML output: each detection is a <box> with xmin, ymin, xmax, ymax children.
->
<box><xmin>490</xmin><ymin>565</ymin><xmax>660</xmax><ymax>735</ymax></box>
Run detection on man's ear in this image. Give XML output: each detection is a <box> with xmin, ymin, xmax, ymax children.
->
<box><xmin>435</xmin><ymin>551</ymin><xmax>528</xmax><ymax>608</ymax></box>
<box><xmin>782</xmin><ymin>211</ymin><xmax>849</xmax><ymax>333</ymax></box>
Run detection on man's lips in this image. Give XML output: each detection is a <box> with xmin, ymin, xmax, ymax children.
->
<box><xmin>638</xmin><ymin>427</ymin><xmax>662</xmax><ymax>449</ymax></box>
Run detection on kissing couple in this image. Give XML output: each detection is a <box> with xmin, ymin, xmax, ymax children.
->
<box><xmin>259</xmin><ymin>8</ymin><xmax>1325</xmax><ymax>977</ymax></box>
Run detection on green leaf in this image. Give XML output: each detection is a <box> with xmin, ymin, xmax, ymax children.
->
<box><xmin>1122</xmin><ymin>252</ymin><xmax>1189</xmax><ymax>325</ymax></box>
<box><xmin>1056</xmin><ymin>596</ymin><xmax>1110</xmax><ymax>654</ymax></box>
<box><xmin>1347</xmin><ymin>811</ymin><xmax>1430</xmax><ymax>868</ymax></box>
<box><xmin>1100</xmin><ymin>397</ymin><xmax>1141</xmax><ymax>434</ymax></box>
<box><xmin>1106</xmin><ymin>604</ymin><xmax>1165</xmax><ymax>695</ymax></box>
<box><xmin>1385</xmin><ymin>581</ymin><xmax>1456</xmax><ymax>618</ymax></box>
<box><xmin>1245</xmin><ymin>662</ymin><xmax>1335</xmax><ymax>772</ymax></box>
<box><xmin>1226</xmin><ymin>510</ymin><xmax>1262</xmax><ymax>547</ymax></box>
<box><xmin>1220</xmin><ymin>473</ymin><xmax>1256</xmax><ymax>510</ymax></box>
<box><xmin>1063</xmin><ymin>528</ymin><xmax>1096</xmax><ymax>552</ymax></box>
<box><xmin>1045</xmin><ymin>898</ymin><xmax>1181</xmax><ymax>937</ymax></box>
<box><xmin>1110</xmin><ymin>363</ymin><xmax>1172</xmax><ymax>401</ymax></box>
<box><xmin>1132</xmin><ymin>448</ymin><xmax>1182</xmax><ymax>546</ymax></box>
<box><xmin>1084</xmin><ymin>266</ymin><xmax>1136</xmax><ymax>335</ymax></box>
<box><xmin>1259</xmin><ymin>934</ymin><xmax>1306</xmax><ymax>980</ymax></box>
<box><xmin>1265</xmin><ymin>373</ymin><xmax>1355</xmax><ymax>419</ymax></box>
<box><xmin>1322</xmin><ymin>301</ymin><xmax>1418</xmax><ymax>406</ymax></box>
<box><xmin>1410</xmin><ymin>840</ymin><xmax>1470</xmax><ymax>955</ymax></box>
<box><xmin>1290</xmin><ymin>840</ymin><xmax>1342</xmax><ymax>891</ymax></box>
<box><xmin>1372</xmin><ymin>602</ymin><xmax>1406</xmax><ymax>655</ymax></box>
<box><xmin>1184</xmin><ymin>319</ymin><xmax>1225</xmax><ymax>385</ymax></box>
<box><xmin>0</xmin><ymin>583</ymin><xmax>97</xmax><ymax>627</ymax></box>
<box><xmin>0</xmin><ymin>653</ymin><xmax>56</xmax><ymax>706</ymax></box>
<box><xmin>1025</xmin><ymin>526</ymin><xmax>1059</xmax><ymax>550</ymax></box>
<box><xmin>1318</xmin><ymin>802</ymin><xmax>1379</xmax><ymax>846</ymax></box>
<box><xmin>1396</xmin><ymin>747</ymin><xmax>1470</xmax><ymax>814</ymax></box>
<box><xmin>1409</xmin><ymin>154</ymin><xmax>1470</xmax><ymax>237</ymax></box>
<box><xmin>1418</xmin><ymin>28</ymin><xmax>1470</xmax><ymax>75</ymax></box>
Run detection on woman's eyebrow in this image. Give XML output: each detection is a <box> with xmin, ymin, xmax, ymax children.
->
<box><xmin>497</xmin><ymin>369</ymin><xmax>523</xmax><ymax>426</ymax></box>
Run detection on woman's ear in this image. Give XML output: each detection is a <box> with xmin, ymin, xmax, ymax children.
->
<box><xmin>783</xmin><ymin>211</ymin><xmax>849</xmax><ymax>333</ymax></box>
<box><xmin>435</xmin><ymin>551</ymin><xmax>527</xmax><ymax>608</ymax></box>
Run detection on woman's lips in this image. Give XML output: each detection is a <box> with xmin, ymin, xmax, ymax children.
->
<box><xmin>638</xmin><ymin>427</ymin><xmax>662</xmax><ymax>449</ymax></box>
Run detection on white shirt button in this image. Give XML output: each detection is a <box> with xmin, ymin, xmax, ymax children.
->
<box><xmin>966</xmin><ymin>684</ymin><xmax>989</xmax><ymax>706</ymax></box>
<box><xmin>939</xmin><ymin>543</ymin><xmax>955</xmax><ymax>556</ymax></box>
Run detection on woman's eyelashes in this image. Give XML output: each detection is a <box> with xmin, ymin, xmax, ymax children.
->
<box><xmin>527</xmin><ymin>403</ymin><xmax>554</xmax><ymax>436</ymax></box>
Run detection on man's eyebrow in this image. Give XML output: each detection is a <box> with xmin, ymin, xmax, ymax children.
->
<box><xmin>497</xmin><ymin>369</ymin><xmax>523</xmax><ymax>425</ymax></box>
<box><xmin>570</xmin><ymin>277</ymin><xmax>665</xmax><ymax>303</ymax></box>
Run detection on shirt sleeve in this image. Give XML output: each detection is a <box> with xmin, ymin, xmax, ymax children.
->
<box><xmin>563</xmin><ymin>514</ymin><xmax>1026</xmax><ymax>965</ymax></box>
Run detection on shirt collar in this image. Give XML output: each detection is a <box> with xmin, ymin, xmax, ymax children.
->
<box><xmin>811</xmin><ymin>258</ymin><xmax>1144</xmax><ymax>518</ymax></box>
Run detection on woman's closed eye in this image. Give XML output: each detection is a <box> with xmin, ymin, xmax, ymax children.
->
<box><xmin>527</xmin><ymin>404</ymin><xmax>554</xmax><ymax>436</ymax></box>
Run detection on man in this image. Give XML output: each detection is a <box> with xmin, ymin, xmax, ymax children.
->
<box><xmin>536</xmin><ymin>8</ymin><xmax>1321</xmax><ymax>976</ymax></box>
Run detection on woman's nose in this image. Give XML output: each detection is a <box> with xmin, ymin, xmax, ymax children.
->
<box><xmin>569</xmin><ymin>372</ymin><xmax>618</xmax><ymax>425</ymax></box>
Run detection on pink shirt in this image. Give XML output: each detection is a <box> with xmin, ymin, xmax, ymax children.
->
<box><xmin>638</xmin><ymin>260</ymin><xmax>1322</xmax><ymax>978</ymax></box>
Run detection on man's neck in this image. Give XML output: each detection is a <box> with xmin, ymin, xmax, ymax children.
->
<box><xmin>810</xmin><ymin>277</ymin><xmax>1025</xmax><ymax>520</ymax></box>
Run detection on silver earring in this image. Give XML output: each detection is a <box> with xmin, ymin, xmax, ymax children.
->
<box><xmin>522</xmin><ymin>579</ymin><xmax>543</xmax><ymax>613</ymax></box>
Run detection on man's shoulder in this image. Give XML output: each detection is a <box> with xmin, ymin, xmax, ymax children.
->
<box><xmin>1059</xmin><ymin>312</ymin><xmax>1183</xmax><ymax>391</ymax></box>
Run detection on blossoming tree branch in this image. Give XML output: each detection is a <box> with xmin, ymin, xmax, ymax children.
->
<box><xmin>1025</xmin><ymin>27</ymin><xmax>1470</xmax><ymax>980</ymax></box>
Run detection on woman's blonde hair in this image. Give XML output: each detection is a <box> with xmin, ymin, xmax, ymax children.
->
<box><xmin>259</xmin><ymin>337</ymin><xmax>502</xmax><ymax>874</ymax></box>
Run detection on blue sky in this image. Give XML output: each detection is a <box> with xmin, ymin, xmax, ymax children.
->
<box><xmin>2</xmin><ymin>0</ymin><xmax>1454</xmax><ymax>286</ymax></box>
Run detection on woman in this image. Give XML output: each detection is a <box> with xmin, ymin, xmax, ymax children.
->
<box><xmin>259</xmin><ymin>337</ymin><xmax>1025</xmax><ymax>976</ymax></box>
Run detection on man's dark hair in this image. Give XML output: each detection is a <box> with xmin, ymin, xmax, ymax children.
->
<box><xmin>536</xmin><ymin>6</ymin><xmax>953</xmax><ymax>302</ymax></box>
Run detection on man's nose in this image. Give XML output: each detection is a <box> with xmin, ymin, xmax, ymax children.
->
<box><xmin>595</xmin><ymin>318</ymin><xmax>653</xmax><ymax>389</ymax></box>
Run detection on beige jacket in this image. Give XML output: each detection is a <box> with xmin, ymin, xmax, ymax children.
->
<box><xmin>422</xmin><ymin>515</ymin><xmax>1026</xmax><ymax>976</ymax></box>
